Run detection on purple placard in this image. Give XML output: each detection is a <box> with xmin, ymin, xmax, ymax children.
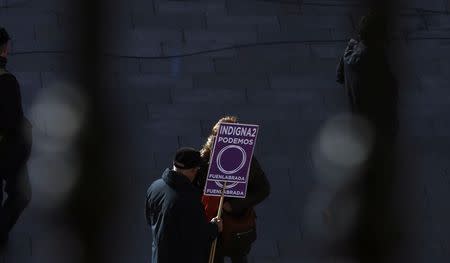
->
<box><xmin>203</xmin><ymin>123</ymin><xmax>259</xmax><ymax>198</ymax></box>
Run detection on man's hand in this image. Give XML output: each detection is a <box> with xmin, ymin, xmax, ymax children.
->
<box><xmin>222</xmin><ymin>202</ymin><xmax>232</xmax><ymax>213</ymax></box>
<box><xmin>211</xmin><ymin>217</ymin><xmax>223</xmax><ymax>233</ymax></box>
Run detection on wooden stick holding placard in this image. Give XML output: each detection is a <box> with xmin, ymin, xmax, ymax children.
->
<box><xmin>208</xmin><ymin>181</ymin><xmax>227</xmax><ymax>263</ymax></box>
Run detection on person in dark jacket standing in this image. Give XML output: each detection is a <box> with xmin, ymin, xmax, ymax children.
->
<box><xmin>0</xmin><ymin>27</ymin><xmax>32</xmax><ymax>246</ymax></box>
<box><xmin>196</xmin><ymin>116</ymin><xmax>270</xmax><ymax>263</ymax></box>
<box><xmin>146</xmin><ymin>147</ymin><xmax>223</xmax><ymax>263</ymax></box>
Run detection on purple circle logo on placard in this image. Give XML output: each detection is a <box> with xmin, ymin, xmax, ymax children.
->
<box><xmin>217</xmin><ymin>145</ymin><xmax>247</xmax><ymax>175</ymax></box>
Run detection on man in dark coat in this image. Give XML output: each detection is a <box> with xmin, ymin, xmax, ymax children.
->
<box><xmin>146</xmin><ymin>147</ymin><xmax>223</xmax><ymax>263</ymax></box>
<box><xmin>0</xmin><ymin>27</ymin><xmax>32</xmax><ymax>246</ymax></box>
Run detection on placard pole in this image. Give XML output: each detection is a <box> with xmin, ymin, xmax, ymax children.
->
<box><xmin>208</xmin><ymin>181</ymin><xmax>227</xmax><ymax>263</ymax></box>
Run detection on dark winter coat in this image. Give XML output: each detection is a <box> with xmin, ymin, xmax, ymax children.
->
<box><xmin>0</xmin><ymin>57</ymin><xmax>32</xmax><ymax>175</ymax></box>
<box><xmin>146</xmin><ymin>169</ymin><xmax>219</xmax><ymax>263</ymax></box>
<box><xmin>336</xmin><ymin>39</ymin><xmax>398</xmax><ymax>137</ymax></box>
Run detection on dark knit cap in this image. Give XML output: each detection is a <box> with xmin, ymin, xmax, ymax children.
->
<box><xmin>173</xmin><ymin>147</ymin><xmax>204</xmax><ymax>169</ymax></box>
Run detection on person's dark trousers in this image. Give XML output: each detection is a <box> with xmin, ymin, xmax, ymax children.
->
<box><xmin>0</xmin><ymin>165</ymin><xmax>31</xmax><ymax>240</ymax></box>
<box><xmin>213</xmin><ymin>239</ymin><xmax>249</xmax><ymax>263</ymax></box>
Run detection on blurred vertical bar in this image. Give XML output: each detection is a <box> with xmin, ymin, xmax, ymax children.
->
<box><xmin>355</xmin><ymin>1</ymin><xmax>401</xmax><ymax>262</ymax></box>
<box><xmin>65</xmin><ymin>0</ymin><xmax>119</xmax><ymax>262</ymax></box>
